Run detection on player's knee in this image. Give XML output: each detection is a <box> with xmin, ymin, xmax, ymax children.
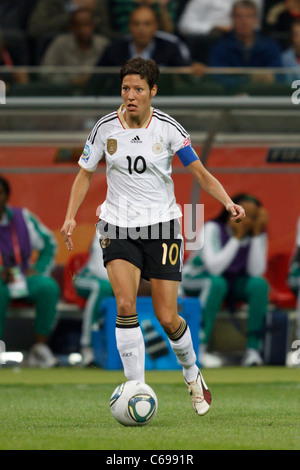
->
<box><xmin>159</xmin><ymin>316</ymin><xmax>179</xmax><ymax>335</ymax></box>
<box><xmin>117</xmin><ymin>297</ymin><xmax>137</xmax><ymax>317</ymax></box>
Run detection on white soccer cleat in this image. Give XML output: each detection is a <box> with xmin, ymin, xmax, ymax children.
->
<box><xmin>27</xmin><ymin>343</ymin><xmax>58</xmax><ymax>369</ymax></box>
<box><xmin>185</xmin><ymin>370</ymin><xmax>212</xmax><ymax>416</ymax></box>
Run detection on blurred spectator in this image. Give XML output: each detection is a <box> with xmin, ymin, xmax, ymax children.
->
<box><xmin>178</xmin><ymin>0</ymin><xmax>235</xmax><ymax>36</ymax></box>
<box><xmin>109</xmin><ymin>0</ymin><xmax>179</xmax><ymax>34</ymax></box>
<box><xmin>209</xmin><ymin>0</ymin><xmax>282</xmax><ymax>85</ymax></box>
<box><xmin>177</xmin><ymin>0</ymin><xmax>263</xmax><ymax>63</ymax></box>
<box><xmin>266</xmin><ymin>0</ymin><xmax>300</xmax><ymax>48</ymax></box>
<box><xmin>0</xmin><ymin>175</ymin><xmax>59</xmax><ymax>368</ymax></box>
<box><xmin>0</xmin><ymin>29</ymin><xmax>29</xmax><ymax>86</ymax></box>
<box><xmin>73</xmin><ymin>234</ymin><xmax>113</xmax><ymax>367</ymax></box>
<box><xmin>182</xmin><ymin>194</ymin><xmax>269</xmax><ymax>368</ymax></box>
<box><xmin>88</xmin><ymin>5</ymin><xmax>192</xmax><ymax>94</ymax></box>
<box><xmin>0</xmin><ymin>0</ymin><xmax>38</xmax><ymax>31</ymax></box>
<box><xmin>97</xmin><ymin>5</ymin><xmax>191</xmax><ymax>67</ymax></box>
<box><xmin>282</xmin><ymin>19</ymin><xmax>300</xmax><ymax>82</ymax></box>
<box><xmin>40</xmin><ymin>8</ymin><xmax>109</xmax><ymax>89</ymax></box>
<box><xmin>0</xmin><ymin>0</ymin><xmax>37</xmax><ymax>64</ymax></box>
<box><xmin>28</xmin><ymin>0</ymin><xmax>114</xmax><ymax>64</ymax></box>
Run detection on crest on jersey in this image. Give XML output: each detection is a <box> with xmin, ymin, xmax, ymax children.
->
<box><xmin>100</xmin><ymin>237</ymin><xmax>111</xmax><ymax>249</ymax></box>
<box><xmin>152</xmin><ymin>140</ymin><xmax>163</xmax><ymax>155</ymax></box>
<box><xmin>107</xmin><ymin>139</ymin><xmax>117</xmax><ymax>155</ymax></box>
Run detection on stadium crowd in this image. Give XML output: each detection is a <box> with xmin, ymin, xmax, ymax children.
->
<box><xmin>0</xmin><ymin>0</ymin><xmax>300</xmax><ymax>92</ymax></box>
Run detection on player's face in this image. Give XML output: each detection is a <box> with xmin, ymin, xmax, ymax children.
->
<box><xmin>121</xmin><ymin>74</ymin><xmax>157</xmax><ymax>124</ymax></box>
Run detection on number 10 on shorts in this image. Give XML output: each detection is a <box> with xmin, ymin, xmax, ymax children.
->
<box><xmin>162</xmin><ymin>242</ymin><xmax>179</xmax><ymax>266</ymax></box>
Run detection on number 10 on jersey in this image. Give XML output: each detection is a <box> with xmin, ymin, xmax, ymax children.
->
<box><xmin>126</xmin><ymin>156</ymin><xmax>147</xmax><ymax>175</ymax></box>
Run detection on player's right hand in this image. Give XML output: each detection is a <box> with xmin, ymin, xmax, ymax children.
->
<box><xmin>226</xmin><ymin>203</ymin><xmax>245</xmax><ymax>223</ymax></box>
<box><xmin>60</xmin><ymin>219</ymin><xmax>76</xmax><ymax>251</ymax></box>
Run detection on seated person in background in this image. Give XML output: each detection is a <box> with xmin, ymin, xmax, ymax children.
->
<box><xmin>177</xmin><ymin>0</ymin><xmax>263</xmax><ymax>63</ymax></box>
<box><xmin>282</xmin><ymin>19</ymin><xmax>300</xmax><ymax>82</ymax></box>
<box><xmin>109</xmin><ymin>0</ymin><xmax>179</xmax><ymax>34</ymax></box>
<box><xmin>0</xmin><ymin>0</ymin><xmax>38</xmax><ymax>32</ymax></box>
<box><xmin>0</xmin><ymin>30</ymin><xmax>29</xmax><ymax>86</ymax></box>
<box><xmin>27</xmin><ymin>0</ymin><xmax>114</xmax><ymax>63</ymax></box>
<box><xmin>0</xmin><ymin>0</ymin><xmax>37</xmax><ymax>66</ymax></box>
<box><xmin>178</xmin><ymin>0</ymin><xmax>236</xmax><ymax>37</ymax></box>
<box><xmin>182</xmin><ymin>194</ymin><xmax>269</xmax><ymax>368</ymax></box>
<box><xmin>98</xmin><ymin>5</ymin><xmax>191</xmax><ymax>67</ymax></box>
<box><xmin>73</xmin><ymin>234</ymin><xmax>113</xmax><ymax>367</ymax></box>
<box><xmin>287</xmin><ymin>216</ymin><xmax>300</xmax><ymax>343</ymax></box>
<box><xmin>40</xmin><ymin>8</ymin><xmax>110</xmax><ymax>89</ymax></box>
<box><xmin>0</xmin><ymin>175</ymin><xmax>59</xmax><ymax>368</ymax></box>
<box><xmin>266</xmin><ymin>0</ymin><xmax>300</xmax><ymax>49</ymax></box>
<box><xmin>90</xmin><ymin>5</ymin><xmax>192</xmax><ymax>93</ymax></box>
<box><xmin>209</xmin><ymin>0</ymin><xmax>283</xmax><ymax>86</ymax></box>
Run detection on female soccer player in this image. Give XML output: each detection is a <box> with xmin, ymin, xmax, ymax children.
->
<box><xmin>61</xmin><ymin>57</ymin><xmax>245</xmax><ymax>416</ymax></box>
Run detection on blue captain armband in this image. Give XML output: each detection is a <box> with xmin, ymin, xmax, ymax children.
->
<box><xmin>177</xmin><ymin>145</ymin><xmax>200</xmax><ymax>167</ymax></box>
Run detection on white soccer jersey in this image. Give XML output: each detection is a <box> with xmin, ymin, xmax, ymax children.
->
<box><xmin>78</xmin><ymin>105</ymin><xmax>191</xmax><ymax>227</ymax></box>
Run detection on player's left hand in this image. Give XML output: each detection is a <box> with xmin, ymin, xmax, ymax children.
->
<box><xmin>226</xmin><ymin>203</ymin><xmax>246</xmax><ymax>223</ymax></box>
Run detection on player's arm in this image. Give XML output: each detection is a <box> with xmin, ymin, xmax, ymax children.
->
<box><xmin>179</xmin><ymin>148</ymin><xmax>245</xmax><ymax>222</ymax></box>
<box><xmin>61</xmin><ymin>167</ymin><xmax>93</xmax><ymax>251</ymax></box>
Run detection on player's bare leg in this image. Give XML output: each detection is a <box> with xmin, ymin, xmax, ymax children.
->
<box><xmin>106</xmin><ymin>259</ymin><xmax>145</xmax><ymax>382</ymax></box>
<box><xmin>150</xmin><ymin>278</ymin><xmax>212</xmax><ymax>416</ymax></box>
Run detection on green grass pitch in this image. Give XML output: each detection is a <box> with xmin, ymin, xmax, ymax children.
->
<box><xmin>0</xmin><ymin>367</ymin><xmax>299</xmax><ymax>450</ymax></box>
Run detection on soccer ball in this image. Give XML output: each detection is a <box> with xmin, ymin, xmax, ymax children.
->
<box><xmin>110</xmin><ymin>380</ymin><xmax>158</xmax><ymax>426</ymax></box>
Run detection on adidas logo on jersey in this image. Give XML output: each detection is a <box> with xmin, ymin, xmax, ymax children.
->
<box><xmin>131</xmin><ymin>136</ymin><xmax>142</xmax><ymax>143</ymax></box>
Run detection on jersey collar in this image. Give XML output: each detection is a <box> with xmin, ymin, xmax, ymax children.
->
<box><xmin>117</xmin><ymin>104</ymin><xmax>153</xmax><ymax>129</ymax></box>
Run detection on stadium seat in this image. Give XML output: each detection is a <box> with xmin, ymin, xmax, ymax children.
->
<box><xmin>265</xmin><ymin>253</ymin><xmax>297</xmax><ymax>309</ymax></box>
<box><xmin>63</xmin><ymin>253</ymin><xmax>89</xmax><ymax>307</ymax></box>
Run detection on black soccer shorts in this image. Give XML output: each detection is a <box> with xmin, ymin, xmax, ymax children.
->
<box><xmin>96</xmin><ymin>219</ymin><xmax>183</xmax><ymax>281</ymax></box>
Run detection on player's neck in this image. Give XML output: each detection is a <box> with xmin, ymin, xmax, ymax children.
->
<box><xmin>124</xmin><ymin>109</ymin><xmax>151</xmax><ymax>129</ymax></box>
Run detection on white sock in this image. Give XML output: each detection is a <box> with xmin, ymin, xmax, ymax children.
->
<box><xmin>115</xmin><ymin>316</ymin><xmax>145</xmax><ymax>383</ymax></box>
<box><xmin>168</xmin><ymin>320</ymin><xmax>199</xmax><ymax>383</ymax></box>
